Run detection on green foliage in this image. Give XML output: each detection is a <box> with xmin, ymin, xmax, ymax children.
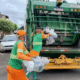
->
<box><xmin>13</xmin><ymin>24</ymin><xmax>18</xmax><ymax>31</ymax></box>
<box><xmin>0</xmin><ymin>18</ymin><xmax>18</xmax><ymax>33</ymax></box>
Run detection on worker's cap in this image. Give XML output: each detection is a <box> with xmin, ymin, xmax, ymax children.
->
<box><xmin>17</xmin><ymin>30</ymin><xmax>28</xmax><ymax>36</ymax></box>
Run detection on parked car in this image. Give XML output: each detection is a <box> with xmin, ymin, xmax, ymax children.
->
<box><xmin>0</xmin><ymin>35</ymin><xmax>18</xmax><ymax>52</ymax></box>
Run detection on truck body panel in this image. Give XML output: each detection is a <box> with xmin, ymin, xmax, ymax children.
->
<box><xmin>26</xmin><ymin>0</ymin><xmax>80</xmax><ymax>69</ymax></box>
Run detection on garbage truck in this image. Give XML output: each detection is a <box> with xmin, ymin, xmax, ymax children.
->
<box><xmin>26</xmin><ymin>0</ymin><xmax>80</xmax><ymax>69</ymax></box>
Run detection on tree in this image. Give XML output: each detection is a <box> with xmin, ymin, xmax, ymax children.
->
<box><xmin>13</xmin><ymin>24</ymin><xmax>18</xmax><ymax>30</ymax></box>
<box><xmin>0</xmin><ymin>18</ymin><xmax>18</xmax><ymax>38</ymax></box>
<box><xmin>0</xmin><ymin>18</ymin><xmax>18</xmax><ymax>33</ymax></box>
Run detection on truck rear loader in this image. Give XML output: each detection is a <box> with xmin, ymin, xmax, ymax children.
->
<box><xmin>26</xmin><ymin>0</ymin><xmax>80</xmax><ymax>69</ymax></box>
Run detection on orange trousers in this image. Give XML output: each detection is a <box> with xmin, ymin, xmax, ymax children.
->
<box><xmin>6</xmin><ymin>65</ymin><xmax>28</xmax><ymax>80</ymax></box>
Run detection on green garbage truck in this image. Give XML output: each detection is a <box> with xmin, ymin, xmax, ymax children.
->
<box><xmin>26</xmin><ymin>0</ymin><xmax>80</xmax><ymax>69</ymax></box>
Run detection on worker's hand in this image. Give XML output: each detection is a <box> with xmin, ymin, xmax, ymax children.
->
<box><xmin>34</xmin><ymin>56</ymin><xmax>38</xmax><ymax>58</ymax></box>
<box><xmin>31</xmin><ymin>32</ymin><xmax>33</xmax><ymax>37</ymax></box>
<box><xmin>48</xmin><ymin>34</ymin><xmax>50</xmax><ymax>36</ymax></box>
<box><xmin>31</xmin><ymin>58</ymin><xmax>34</xmax><ymax>61</ymax></box>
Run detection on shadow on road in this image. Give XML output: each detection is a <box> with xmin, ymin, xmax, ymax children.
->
<box><xmin>5</xmin><ymin>50</ymin><xmax>11</xmax><ymax>53</ymax></box>
<box><xmin>0</xmin><ymin>50</ymin><xmax>11</xmax><ymax>54</ymax></box>
<box><xmin>42</xmin><ymin>69</ymin><xmax>80</xmax><ymax>74</ymax></box>
<box><xmin>36</xmin><ymin>69</ymin><xmax>80</xmax><ymax>80</ymax></box>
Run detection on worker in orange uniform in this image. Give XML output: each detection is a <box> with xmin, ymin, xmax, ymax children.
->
<box><xmin>6</xmin><ymin>30</ymin><xmax>34</xmax><ymax>80</ymax></box>
<box><xmin>27</xmin><ymin>27</ymin><xmax>50</xmax><ymax>80</ymax></box>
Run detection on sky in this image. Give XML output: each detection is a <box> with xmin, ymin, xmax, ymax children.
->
<box><xmin>0</xmin><ymin>0</ymin><xmax>80</xmax><ymax>28</ymax></box>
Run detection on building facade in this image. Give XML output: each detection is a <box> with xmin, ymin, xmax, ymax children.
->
<box><xmin>0</xmin><ymin>13</ymin><xmax>9</xmax><ymax>19</ymax></box>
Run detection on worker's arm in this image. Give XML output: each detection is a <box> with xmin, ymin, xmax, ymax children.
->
<box><xmin>42</xmin><ymin>31</ymin><xmax>50</xmax><ymax>39</ymax></box>
<box><xmin>17</xmin><ymin>42</ymin><xmax>31</xmax><ymax>61</ymax></box>
<box><xmin>31</xmin><ymin>32</ymin><xmax>33</xmax><ymax>37</ymax></box>
<box><xmin>24</xmin><ymin>46</ymin><xmax>34</xmax><ymax>57</ymax></box>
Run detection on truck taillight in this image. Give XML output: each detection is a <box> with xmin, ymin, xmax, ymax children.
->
<box><xmin>78</xmin><ymin>9</ymin><xmax>80</xmax><ymax>12</ymax></box>
<box><xmin>35</xmin><ymin>6</ymin><xmax>46</xmax><ymax>9</ymax></box>
<box><xmin>41</xmin><ymin>50</ymin><xmax>45</xmax><ymax>51</ymax></box>
<box><xmin>74</xmin><ymin>9</ymin><xmax>77</xmax><ymax>12</ymax></box>
<box><xmin>40</xmin><ymin>6</ymin><xmax>42</xmax><ymax>9</ymax></box>
<box><xmin>36</xmin><ymin>6</ymin><xmax>38</xmax><ymax>8</ymax></box>
<box><xmin>64</xmin><ymin>50</ymin><xmax>68</xmax><ymax>52</ymax></box>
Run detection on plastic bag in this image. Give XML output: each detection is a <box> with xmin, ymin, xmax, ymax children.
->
<box><xmin>23</xmin><ymin>61</ymin><xmax>34</xmax><ymax>72</ymax></box>
<box><xmin>52</xmin><ymin>32</ymin><xmax>58</xmax><ymax>38</ymax></box>
<box><xmin>44</xmin><ymin>27</ymin><xmax>57</xmax><ymax>37</ymax></box>
<box><xmin>44</xmin><ymin>27</ymin><xmax>50</xmax><ymax>33</ymax></box>
<box><xmin>27</xmin><ymin>61</ymin><xmax>34</xmax><ymax>72</ymax></box>
<box><xmin>44</xmin><ymin>27</ymin><xmax>58</xmax><ymax>45</ymax></box>
<box><xmin>46</xmin><ymin>36</ymin><xmax>55</xmax><ymax>45</ymax></box>
<box><xmin>40</xmin><ymin>57</ymin><xmax>49</xmax><ymax>65</ymax></box>
<box><xmin>23</xmin><ymin>56</ymin><xmax>49</xmax><ymax>72</ymax></box>
<box><xmin>48</xmin><ymin>29</ymin><xmax>54</xmax><ymax>36</ymax></box>
<box><xmin>23</xmin><ymin>60</ymin><xmax>29</xmax><ymax>67</ymax></box>
<box><xmin>44</xmin><ymin>27</ymin><xmax>54</xmax><ymax>35</ymax></box>
<box><xmin>33</xmin><ymin>56</ymin><xmax>43</xmax><ymax>72</ymax></box>
<box><xmin>37</xmin><ymin>57</ymin><xmax>49</xmax><ymax>72</ymax></box>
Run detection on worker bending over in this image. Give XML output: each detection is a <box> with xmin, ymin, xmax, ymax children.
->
<box><xmin>6</xmin><ymin>30</ymin><xmax>34</xmax><ymax>80</ymax></box>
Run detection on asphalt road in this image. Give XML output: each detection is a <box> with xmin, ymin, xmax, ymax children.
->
<box><xmin>0</xmin><ymin>51</ymin><xmax>80</xmax><ymax>80</ymax></box>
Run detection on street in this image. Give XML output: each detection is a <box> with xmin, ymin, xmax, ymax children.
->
<box><xmin>0</xmin><ymin>51</ymin><xmax>80</xmax><ymax>80</ymax></box>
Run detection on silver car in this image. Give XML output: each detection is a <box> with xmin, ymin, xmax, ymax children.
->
<box><xmin>0</xmin><ymin>35</ymin><xmax>18</xmax><ymax>52</ymax></box>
